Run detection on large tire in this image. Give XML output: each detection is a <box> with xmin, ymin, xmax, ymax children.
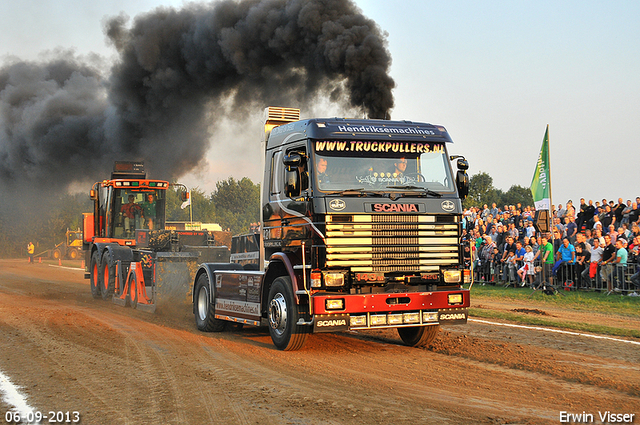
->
<box><xmin>194</xmin><ymin>274</ymin><xmax>225</xmax><ymax>332</ymax></box>
<box><xmin>68</xmin><ymin>248</ymin><xmax>79</xmax><ymax>260</ymax></box>
<box><xmin>89</xmin><ymin>251</ymin><xmax>101</xmax><ymax>299</ymax></box>
<box><xmin>397</xmin><ymin>325</ymin><xmax>440</xmax><ymax>348</ymax></box>
<box><xmin>101</xmin><ymin>251</ymin><xmax>116</xmax><ymax>301</ymax></box>
<box><xmin>128</xmin><ymin>273</ymin><xmax>138</xmax><ymax>309</ymax></box>
<box><xmin>267</xmin><ymin>276</ymin><xmax>309</xmax><ymax>351</ymax></box>
<box><xmin>52</xmin><ymin>248</ymin><xmax>62</xmax><ymax>260</ymax></box>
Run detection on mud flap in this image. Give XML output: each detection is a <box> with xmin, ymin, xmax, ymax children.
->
<box><xmin>154</xmin><ymin>252</ymin><xmax>200</xmax><ymax>319</ymax></box>
<box><xmin>438</xmin><ymin>307</ymin><xmax>468</xmax><ymax>325</ymax></box>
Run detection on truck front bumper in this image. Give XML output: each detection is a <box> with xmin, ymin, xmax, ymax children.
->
<box><xmin>311</xmin><ymin>289</ymin><xmax>469</xmax><ymax>331</ymax></box>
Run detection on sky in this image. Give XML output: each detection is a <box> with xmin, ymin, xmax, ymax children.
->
<box><xmin>1</xmin><ymin>0</ymin><xmax>639</xmax><ymax>207</ymax></box>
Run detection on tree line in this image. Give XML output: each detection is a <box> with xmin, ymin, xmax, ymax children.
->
<box><xmin>0</xmin><ymin>177</ymin><xmax>259</xmax><ymax>258</ymax></box>
<box><xmin>0</xmin><ymin>171</ymin><xmax>531</xmax><ymax>258</ymax></box>
<box><xmin>463</xmin><ymin>172</ymin><xmax>533</xmax><ymax>210</ymax></box>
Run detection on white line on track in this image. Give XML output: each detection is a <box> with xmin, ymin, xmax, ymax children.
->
<box><xmin>469</xmin><ymin>318</ymin><xmax>640</xmax><ymax>345</ymax></box>
<box><xmin>0</xmin><ymin>369</ymin><xmax>37</xmax><ymax>423</ymax></box>
<box><xmin>47</xmin><ymin>264</ymin><xmax>83</xmax><ymax>271</ymax></box>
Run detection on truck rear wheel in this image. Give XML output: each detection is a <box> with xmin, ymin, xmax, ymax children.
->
<box><xmin>397</xmin><ymin>325</ymin><xmax>440</xmax><ymax>348</ymax></box>
<box><xmin>101</xmin><ymin>252</ymin><xmax>115</xmax><ymax>301</ymax></box>
<box><xmin>267</xmin><ymin>276</ymin><xmax>309</xmax><ymax>351</ymax></box>
<box><xmin>194</xmin><ymin>274</ymin><xmax>225</xmax><ymax>332</ymax></box>
<box><xmin>89</xmin><ymin>251</ymin><xmax>101</xmax><ymax>299</ymax></box>
<box><xmin>128</xmin><ymin>273</ymin><xmax>138</xmax><ymax>309</ymax></box>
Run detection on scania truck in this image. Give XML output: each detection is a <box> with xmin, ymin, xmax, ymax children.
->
<box><xmin>193</xmin><ymin>107</ymin><xmax>471</xmax><ymax>350</ymax></box>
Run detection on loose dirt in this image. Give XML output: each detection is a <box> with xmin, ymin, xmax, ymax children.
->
<box><xmin>0</xmin><ymin>259</ymin><xmax>638</xmax><ymax>424</ymax></box>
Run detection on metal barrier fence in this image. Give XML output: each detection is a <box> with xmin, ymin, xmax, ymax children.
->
<box><xmin>474</xmin><ymin>256</ymin><xmax>640</xmax><ymax>295</ymax></box>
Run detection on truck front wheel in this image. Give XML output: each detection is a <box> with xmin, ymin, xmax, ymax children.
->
<box><xmin>267</xmin><ymin>277</ymin><xmax>309</xmax><ymax>351</ymax></box>
<box><xmin>397</xmin><ymin>325</ymin><xmax>440</xmax><ymax>347</ymax></box>
<box><xmin>194</xmin><ymin>274</ymin><xmax>225</xmax><ymax>332</ymax></box>
<box><xmin>89</xmin><ymin>252</ymin><xmax>101</xmax><ymax>299</ymax></box>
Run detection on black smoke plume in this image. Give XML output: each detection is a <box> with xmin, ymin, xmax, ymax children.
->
<box><xmin>0</xmin><ymin>0</ymin><xmax>395</xmax><ymax>193</ymax></box>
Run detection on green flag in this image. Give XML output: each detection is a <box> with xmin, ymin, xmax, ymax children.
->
<box><xmin>531</xmin><ymin>125</ymin><xmax>550</xmax><ymax>210</ymax></box>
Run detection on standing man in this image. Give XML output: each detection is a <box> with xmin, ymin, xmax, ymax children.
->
<box><xmin>576</xmin><ymin>198</ymin><xmax>587</xmax><ymax>231</ymax></box>
<box><xmin>574</xmin><ymin>235</ymin><xmax>590</xmax><ymax>289</ymax></box>
<box><xmin>535</xmin><ymin>235</ymin><xmax>554</xmax><ymax>285</ymax></box>
<box><xmin>500</xmin><ymin>236</ymin><xmax>516</xmax><ymax>283</ymax></box>
<box><xmin>27</xmin><ymin>241</ymin><xmax>34</xmax><ymax>264</ymax></box>
<box><xmin>613</xmin><ymin>238</ymin><xmax>628</xmax><ymax>291</ymax></box>
<box><xmin>582</xmin><ymin>237</ymin><xmax>603</xmax><ymax>288</ymax></box>
<box><xmin>566</xmin><ymin>215</ymin><xmax>577</xmax><ymax>244</ymax></box>
<box><xmin>600</xmin><ymin>235</ymin><xmax>617</xmax><ymax>293</ymax></box>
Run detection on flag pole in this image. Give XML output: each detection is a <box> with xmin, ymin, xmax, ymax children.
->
<box><xmin>546</xmin><ymin>124</ymin><xmax>554</xmax><ymax>242</ymax></box>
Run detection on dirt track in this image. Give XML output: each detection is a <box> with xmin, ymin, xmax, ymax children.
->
<box><xmin>0</xmin><ymin>259</ymin><xmax>638</xmax><ymax>424</ymax></box>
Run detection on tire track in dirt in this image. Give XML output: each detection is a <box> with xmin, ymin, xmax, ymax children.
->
<box><xmin>2</xmin><ymin>260</ymin><xmax>640</xmax><ymax>425</ymax></box>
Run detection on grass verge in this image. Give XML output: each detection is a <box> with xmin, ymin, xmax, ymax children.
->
<box><xmin>469</xmin><ymin>307</ymin><xmax>640</xmax><ymax>339</ymax></box>
<box><xmin>467</xmin><ymin>283</ymin><xmax>640</xmax><ymax>318</ymax></box>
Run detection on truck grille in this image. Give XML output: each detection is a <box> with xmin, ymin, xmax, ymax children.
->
<box><xmin>325</xmin><ymin>214</ymin><xmax>460</xmax><ymax>272</ymax></box>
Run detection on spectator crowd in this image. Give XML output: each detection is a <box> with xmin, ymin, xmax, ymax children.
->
<box><xmin>462</xmin><ymin>198</ymin><xmax>640</xmax><ymax>295</ymax></box>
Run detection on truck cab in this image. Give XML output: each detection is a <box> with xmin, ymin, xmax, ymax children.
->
<box><xmin>194</xmin><ymin>108</ymin><xmax>471</xmax><ymax>351</ymax></box>
<box><xmin>86</xmin><ymin>161</ymin><xmax>169</xmax><ymax>242</ymax></box>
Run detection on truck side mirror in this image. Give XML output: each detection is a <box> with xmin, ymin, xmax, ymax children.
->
<box><xmin>284</xmin><ymin>168</ymin><xmax>300</xmax><ymax>197</ymax></box>
<box><xmin>283</xmin><ymin>153</ymin><xmax>302</xmax><ymax>168</ymax></box>
<box><xmin>283</xmin><ymin>153</ymin><xmax>303</xmax><ymax>198</ymax></box>
<box><xmin>456</xmin><ymin>158</ymin><xmax>469</xmax><ymax>171</ymax></box>
<box><xmin>456</xmin><ymin>170</ymin><xmax>469</xmax><ymax>200</ymax></box>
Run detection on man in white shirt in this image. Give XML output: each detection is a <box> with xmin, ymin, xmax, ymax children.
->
<box><xmin>581</xmin><ymin>237</ymin><xmax>603</xmax><ymax>288</ymax></box>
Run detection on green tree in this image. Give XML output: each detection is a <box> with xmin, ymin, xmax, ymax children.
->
<box><xmin>211</xmin><ymin>177</ymin><xmax>260</xmax><ymax>234</ymax></box>
<box><xmin>501</xmin><ymin>185</ymin><xmax>534</xmax><ymax>208</ymax></box>
<box><xmin>464</xmin><ymin>172</ymin><xmax>498</xmax><ymax>209</ymax></box>
<box><xmin>166</xmin><ymin>186</ymin><xmax>215</xmax><ymax>223</ymax></box>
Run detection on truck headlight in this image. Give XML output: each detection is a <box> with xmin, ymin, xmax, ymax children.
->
<box><xmin>323</xmin><ymin>272</ymin><xmax>345</xmax><ymax>287</ymax></box>
<box><xmin>443</xmin><ymin>270</ymin><xmax>461</xmax><ymax>283</ymax></box>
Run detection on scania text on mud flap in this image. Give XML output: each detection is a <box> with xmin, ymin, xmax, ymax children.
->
<box><xmin>193</xmin><ymin>107</ymin><xmax>471</xmax><ymax>351</ymax></box>
<box><xmin>82</xmin><ymin>161</ymin><xmax>230</xmax><ymax>314</ymax></box>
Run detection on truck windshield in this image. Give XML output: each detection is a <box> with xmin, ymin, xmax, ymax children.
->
<box><xmin>113</xmin><ymin>188</ymin><xmax>165</xmax><ymax>237</ymax></box>
<box><xmin>313</xmin><ymin>141</ymin><xmax>455</xmax><ymax>193</ymax></box>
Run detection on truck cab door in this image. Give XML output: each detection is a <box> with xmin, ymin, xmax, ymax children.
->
<box><xmin>281</xmin><ymin>147</ymin><xmax>311</xmax><ymax>250</ymax></box>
